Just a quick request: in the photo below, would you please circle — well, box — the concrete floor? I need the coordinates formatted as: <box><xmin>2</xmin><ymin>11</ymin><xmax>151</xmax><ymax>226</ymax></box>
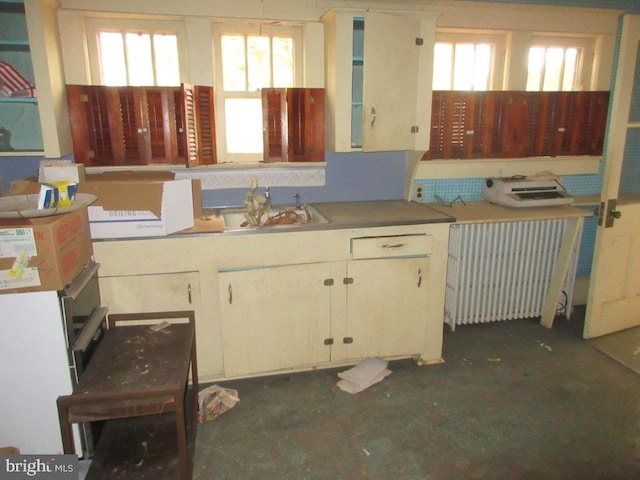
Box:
<box><xmin>192</xmin><ymin>316</ymin><xmax>640</xmax><ymax>480</ymax></box>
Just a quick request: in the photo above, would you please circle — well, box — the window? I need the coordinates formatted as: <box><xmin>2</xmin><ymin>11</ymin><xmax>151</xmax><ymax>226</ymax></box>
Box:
<box><xmin>213</xmin><ymin>23</ymin><xmax>302</xmax><ymax>163</ymax></box>
<box><xmin>525</xmin><ymin>36</ymin><xmax>594</xmax><ymax>91</ymax></box>
<box><xmin>86</xmin><ymin>18</ymin><xmax>186</xmax><ymax>87</ymax></box>
<box><xmin>432</xmin><ymin>31</ymin><xmax>505</xmax><ymax>91</ymax></box>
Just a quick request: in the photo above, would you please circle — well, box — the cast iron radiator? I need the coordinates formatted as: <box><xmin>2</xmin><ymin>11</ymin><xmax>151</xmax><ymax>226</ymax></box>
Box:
<box><xmin>444</xmin><ymin>219</ymin><xmax>581</xmax><ymax>331</ymax></box>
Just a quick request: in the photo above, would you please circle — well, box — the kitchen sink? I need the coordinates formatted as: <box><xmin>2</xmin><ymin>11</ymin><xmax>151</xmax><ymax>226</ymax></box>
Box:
<box><xmin>211</xmin><ymin>204</ymin><xmax>330</xmax><ymax>230</ymax></box>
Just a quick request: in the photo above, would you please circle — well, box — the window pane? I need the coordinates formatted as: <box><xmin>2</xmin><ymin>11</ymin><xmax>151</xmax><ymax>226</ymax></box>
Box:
<box><xmin>473</xmin><ymin>44</ymin><xmax>491</xmax><ymax>90</ymax></box>
<box><xmin>433</xmin><ymin>43</ymin><xmax>453</xmax><ymax>90</ymax></box>
<box><xmin>272</xmin><ymin>36</ymin><xmax>294</xmax><ymax>88</ymax></box>
<box><xmin>453</xmin><ymin>43</ymin><xmax>474</xmax><ymax>90</ymax></box>
<box><xmin>153</xmin><ymin>34</ymin><xmax>180</xmax><ymax>86</ymax></box>
<box><xmin>222</xmin><ymin>35</ymin><xmax>247</xmax><ymax>91</ymax></box>
<box><xmin>527</xmin><ymin>47</ymin><xmax>545</xmax><ymax>91</ymax></box>
<box><xmin>247</xmin><ymin>36</ymin><xmax>271</xmax><ymax>91</ymax></box>
<box><xmin>99</xmin><ymin>31</ymin><xmax>127</xmax><ymax>86</ymax></box>
<box><xmin>125</xmin><ymin>33</ymin><xmax>154</xmax><ymax>85</ymax></box>
<box><xmin>542</xmin><ymin>47</ymin><xmax>564</xmax><ymax>91</ymax></box>
<box><xmin>562</xmin><ymin>48</ymin><xmax>578</xmax><ymax>91</ymax></box>
<box><xmin>225</xmin><ymin>98</ymin><xmax>263</xmax><ymax>153</ymax></box>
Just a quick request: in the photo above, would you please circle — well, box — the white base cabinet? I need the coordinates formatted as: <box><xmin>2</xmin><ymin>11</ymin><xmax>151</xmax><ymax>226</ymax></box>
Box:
<box><xmin>219</xmin><ymin>263</ymin><xmax>333</xmax><ymax>377</ymax></box>
<box><xmin>92</xmin><ymin>223</ymin><xmax>450</xmax><ymax>381</ymax></box>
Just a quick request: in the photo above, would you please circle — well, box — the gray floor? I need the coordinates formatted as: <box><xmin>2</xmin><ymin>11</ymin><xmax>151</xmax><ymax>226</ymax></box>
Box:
<box><xmin>192</xmin><ymin>316</ymin><xmax>640</xmax><ymax>480</ymax></box>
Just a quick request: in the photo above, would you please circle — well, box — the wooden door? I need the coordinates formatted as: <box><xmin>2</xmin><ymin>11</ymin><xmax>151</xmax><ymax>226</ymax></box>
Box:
<box><xmin>193</xmin><ymin>85</ymin><xmax>217</xmax><ymax>165</ymax></box>
<box><xmin>261</xmin><ymin>88</ymin><xmax>325</xmax><ymax>162</ymax></box>
<box><xmin>287</xmin><ymin>88</ymin><xmax>324</xmax><ymax>162</ymax></box>
<box><xmin>584</xmin><ymin>15</ymin><xmax>640</xmax><ymax>338</ymax></box>
<box><xmin>262</xmin><ymin>88</ymin><xmax>287</xmax><ymax>162</ymax></box>
<box><xmin>66</xmin><ymin>85</ymin><xmax>120</xmax><ymax>166</ymax></box>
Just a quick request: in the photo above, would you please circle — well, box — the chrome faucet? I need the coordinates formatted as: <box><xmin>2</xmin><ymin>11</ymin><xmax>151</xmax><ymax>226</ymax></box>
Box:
<box><xmin>294</xmin><ymin>193</ymin><xmax>301</xmax><ymax>210</ymax></box>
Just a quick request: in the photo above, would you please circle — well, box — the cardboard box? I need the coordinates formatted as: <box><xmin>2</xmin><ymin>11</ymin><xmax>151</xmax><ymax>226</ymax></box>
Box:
<box><xmin>0</xmin><ymin>207</ymin><xmax>94</xmax><ymax>293</ymax></box>
<box><xmin>77</xmin><ymin>171</ymin><xmax>195</xmax><ymax>239</ymax></box>
<box><xmin>8</xmin><ymin>171</ymin><xmax>197</xmax><ymax>239</ymax></box>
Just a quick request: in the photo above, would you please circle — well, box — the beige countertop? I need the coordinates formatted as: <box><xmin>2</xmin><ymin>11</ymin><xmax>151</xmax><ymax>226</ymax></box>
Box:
<box><xmin>426</xmin><ymin>201</ymin><xmax>594</xmax><ymax>224</ymax></box>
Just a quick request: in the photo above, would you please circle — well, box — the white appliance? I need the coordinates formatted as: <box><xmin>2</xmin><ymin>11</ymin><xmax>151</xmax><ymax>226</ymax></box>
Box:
<box><xmin>0</xmin><ymin>290</ymin><xmax>75</xmax><ymax>453</ymax></box>
<box><xmin>0</xmin><ymin>262</ymin><xmax>106</xmax><ymax>455</ymax></box>
<box><xmin>483</xmin><ymin>176</ymin><xmax>574</xmax><ymax>208</ymax></box>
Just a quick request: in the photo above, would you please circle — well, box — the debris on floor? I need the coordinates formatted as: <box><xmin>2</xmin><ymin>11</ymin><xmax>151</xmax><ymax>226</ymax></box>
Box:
<box><xmin>198</xmin><ymin>385</ymin><xmax>240</xmax><ymax>423</ymax></box>
<box><xmin>633</xmin><ymin>345</ymin><xmax>640</xmax><ymax>356</ymax></box>
<box><xmin>337</xmin><ymin>357</ymin><xmax>392</xmax><ymax>394</ymax></box>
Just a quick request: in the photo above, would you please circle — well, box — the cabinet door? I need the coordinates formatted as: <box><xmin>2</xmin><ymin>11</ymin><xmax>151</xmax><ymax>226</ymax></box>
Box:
<box><xmin>426</xmin><ymin>91</ymin><xmax>492</xmax><ymax>159</ymax></box>
<box><xmin>345</xmin><ymin>257</ymin><xmax>429</xmax><ymax>359</ymax></box>
<box><xmin>97</xmin><ymin>272</ymin><xmax>216</xmax><ymax>379</ymax></box>
<box><xmin>219</xmin><ymin>263</ymin><xmax>332</xmax><ymax>377</ymax></box>
<box><xmin>66</xmin><ymin>85</ymin><xmax>120</xmax><ymax>165</ymax></box>
<box><xmin>67</xmin><ymin>84</ymin><xmax>217</xmax><ymax>167</ymax></box>
<box><xmin>261</xmin><ymin>88</ymin><xmax>325</xmax><ymax>162</ymax></box>
<box><xmin>192</xmin><ymin>85</ymin><xmax>217</xmax><ymax>165</ymax></box>
<box><xmin>361</xmin><ymin>13</ymin><xmax>421</xmax><ymax>152</ymax></box>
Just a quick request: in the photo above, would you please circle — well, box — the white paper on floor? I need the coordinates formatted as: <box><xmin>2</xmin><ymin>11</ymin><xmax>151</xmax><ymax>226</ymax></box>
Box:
<box><xmin>337</xmin><ymin>357</ymin><xmax>392</xmax><ymax>394</ymax></box>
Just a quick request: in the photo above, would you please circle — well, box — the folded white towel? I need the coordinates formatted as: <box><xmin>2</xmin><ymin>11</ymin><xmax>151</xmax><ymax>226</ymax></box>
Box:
<box><xmin>337</xmin><ymin>357</ymin><xmax>392</xmax><ymax>394</ymax></box>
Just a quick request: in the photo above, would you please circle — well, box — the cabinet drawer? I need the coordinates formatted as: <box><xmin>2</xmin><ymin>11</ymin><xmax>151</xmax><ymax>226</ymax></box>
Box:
<box><xmin>351</xmin><ymin>234</ymin><xmax>432</xmax><ymax>259</ymax></box>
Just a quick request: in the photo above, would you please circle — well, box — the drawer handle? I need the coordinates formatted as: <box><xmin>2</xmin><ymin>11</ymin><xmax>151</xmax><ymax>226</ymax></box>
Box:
<box><xmin>418</xmin><ymin>268</ymin><xmax>422</xmax><ymax>288</ymax></box>
<box><xmin>382</xmin><ymin>243</ymin><xmax>404</xmax><ymax>249</ymax></box>
<box><xmin>228</xmin><ymin>284</ymin><xmax>233</xmax><ymax>304</ymax></box>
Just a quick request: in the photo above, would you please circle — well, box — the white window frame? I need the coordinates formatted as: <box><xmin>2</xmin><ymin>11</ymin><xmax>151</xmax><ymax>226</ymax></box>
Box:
<box><xmin>434</xmin><ymin>29</ymin><xmax>507</xmax><ymax>91</ymax></box>
<box><xmin>212</xmin><ymin>21</ymin><xmax>303</xmax><ymax>164</ymax></box>
<box><xmin>85</xmin><ymin>18</ymin><xmax>188</xmax><ymax>86</ymax></box>
<box><xmin>526</xmin><ymin>34</ymin><xmax>595</xmax><ymax>91</ymax></box>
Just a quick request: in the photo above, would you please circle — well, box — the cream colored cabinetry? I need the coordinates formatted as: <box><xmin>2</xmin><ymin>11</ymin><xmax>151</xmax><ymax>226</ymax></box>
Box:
<box><xmin>92</xmin><ymin>223</ymin><xmax>450</xmax><ymax>381</ymax></box>
<box><xmin>345</xmin><ymin>257</ymin><xmax>429</xmax><ymax>359</ymax></box>
<box><xmin>322</xmin><ymin>8</ymin><xmax>437</xmax><ymax>152</ymax></box>
<box><xmin>219</xmin><ymin>263</ymin><xmax>333</xmax><ymax>377</ymax></box>
<box><xmin>98</xmin><ymin>272</ymin><xmax>212</xmax><ymax>374</ymax></box>
<box><xmin>218</xmin><ymin>231</ymin><xmax>436</xmax><ymax>377</ymax></box>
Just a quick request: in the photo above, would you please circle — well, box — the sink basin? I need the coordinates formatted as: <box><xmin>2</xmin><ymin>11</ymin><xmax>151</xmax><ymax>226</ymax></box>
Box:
<box><xmin>214</xmin><ymin>205</ymin><xmax>330</xmax><ymax>230</ymax></box>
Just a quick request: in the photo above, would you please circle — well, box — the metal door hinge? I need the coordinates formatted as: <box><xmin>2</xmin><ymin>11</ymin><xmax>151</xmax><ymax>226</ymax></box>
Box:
<box><xmin>324</xmin><ymin>279</ymin><xmax>334</xmax><ymax>286</ymax></box>
<box><xmin>411</xmin><ymin>125</ymin><xmax>419</xmax><ymax>134</ymax></box>
<box><xmin>415</xmin><ymin>38</ymin><xmax>423</xmax><ymax>46</ymax></box>
<box><xmin>324</xmin><ymin>338</ymin><xmax>334</xmax><ymax>345</ymax></box>
<box><xmin>598</xmin><ymin>198</ymin><xmax>622</xmax><ymax>228</ymax></box>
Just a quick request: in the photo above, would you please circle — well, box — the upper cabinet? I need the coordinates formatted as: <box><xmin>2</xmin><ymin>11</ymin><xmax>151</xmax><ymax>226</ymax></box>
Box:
<box><xmin>424</xmin><ymin>90</ymin><xmax>609</xmax><ymax>160</ymax></box>
<box><xmin>66</xmin><ymin>84</ymin><xmax>217</xmax><ymax>167</ymax></box>
<box><xmin>322</xmin><ymin>9</ymin><xmax>437</xmax><ymax>153</ymax></box>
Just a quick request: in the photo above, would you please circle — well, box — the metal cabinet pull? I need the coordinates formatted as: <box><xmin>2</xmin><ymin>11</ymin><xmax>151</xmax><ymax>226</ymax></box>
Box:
<box><xmin>228</xmin><ymin>284</ymin><xmax>233</xmax><ymax>304</ymax></box>
<box><xmin>188</xmin><ymin>283</ymin><xmax>192</xmax><ymax>304</ymax></box>
<box><xmin>417</xmin><ymin>268</ymin><xmax>423</xmax><ymax>288</ymax></box>
<box><xmin>370</xmin><ymin>107</ymin><xmax>377</xmax><ymax>127</ymax></box>
<box><xmin>382</xmin><ymin>243</ymin><xmax>404</xmax><ymax>249</ymax></box>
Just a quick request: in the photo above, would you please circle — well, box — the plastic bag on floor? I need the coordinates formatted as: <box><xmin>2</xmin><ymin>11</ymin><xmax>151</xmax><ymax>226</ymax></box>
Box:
<box><xmin>197</xmin><ymin>385</ymin><xmax>240</xmax><ymax>423</ymax></box>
